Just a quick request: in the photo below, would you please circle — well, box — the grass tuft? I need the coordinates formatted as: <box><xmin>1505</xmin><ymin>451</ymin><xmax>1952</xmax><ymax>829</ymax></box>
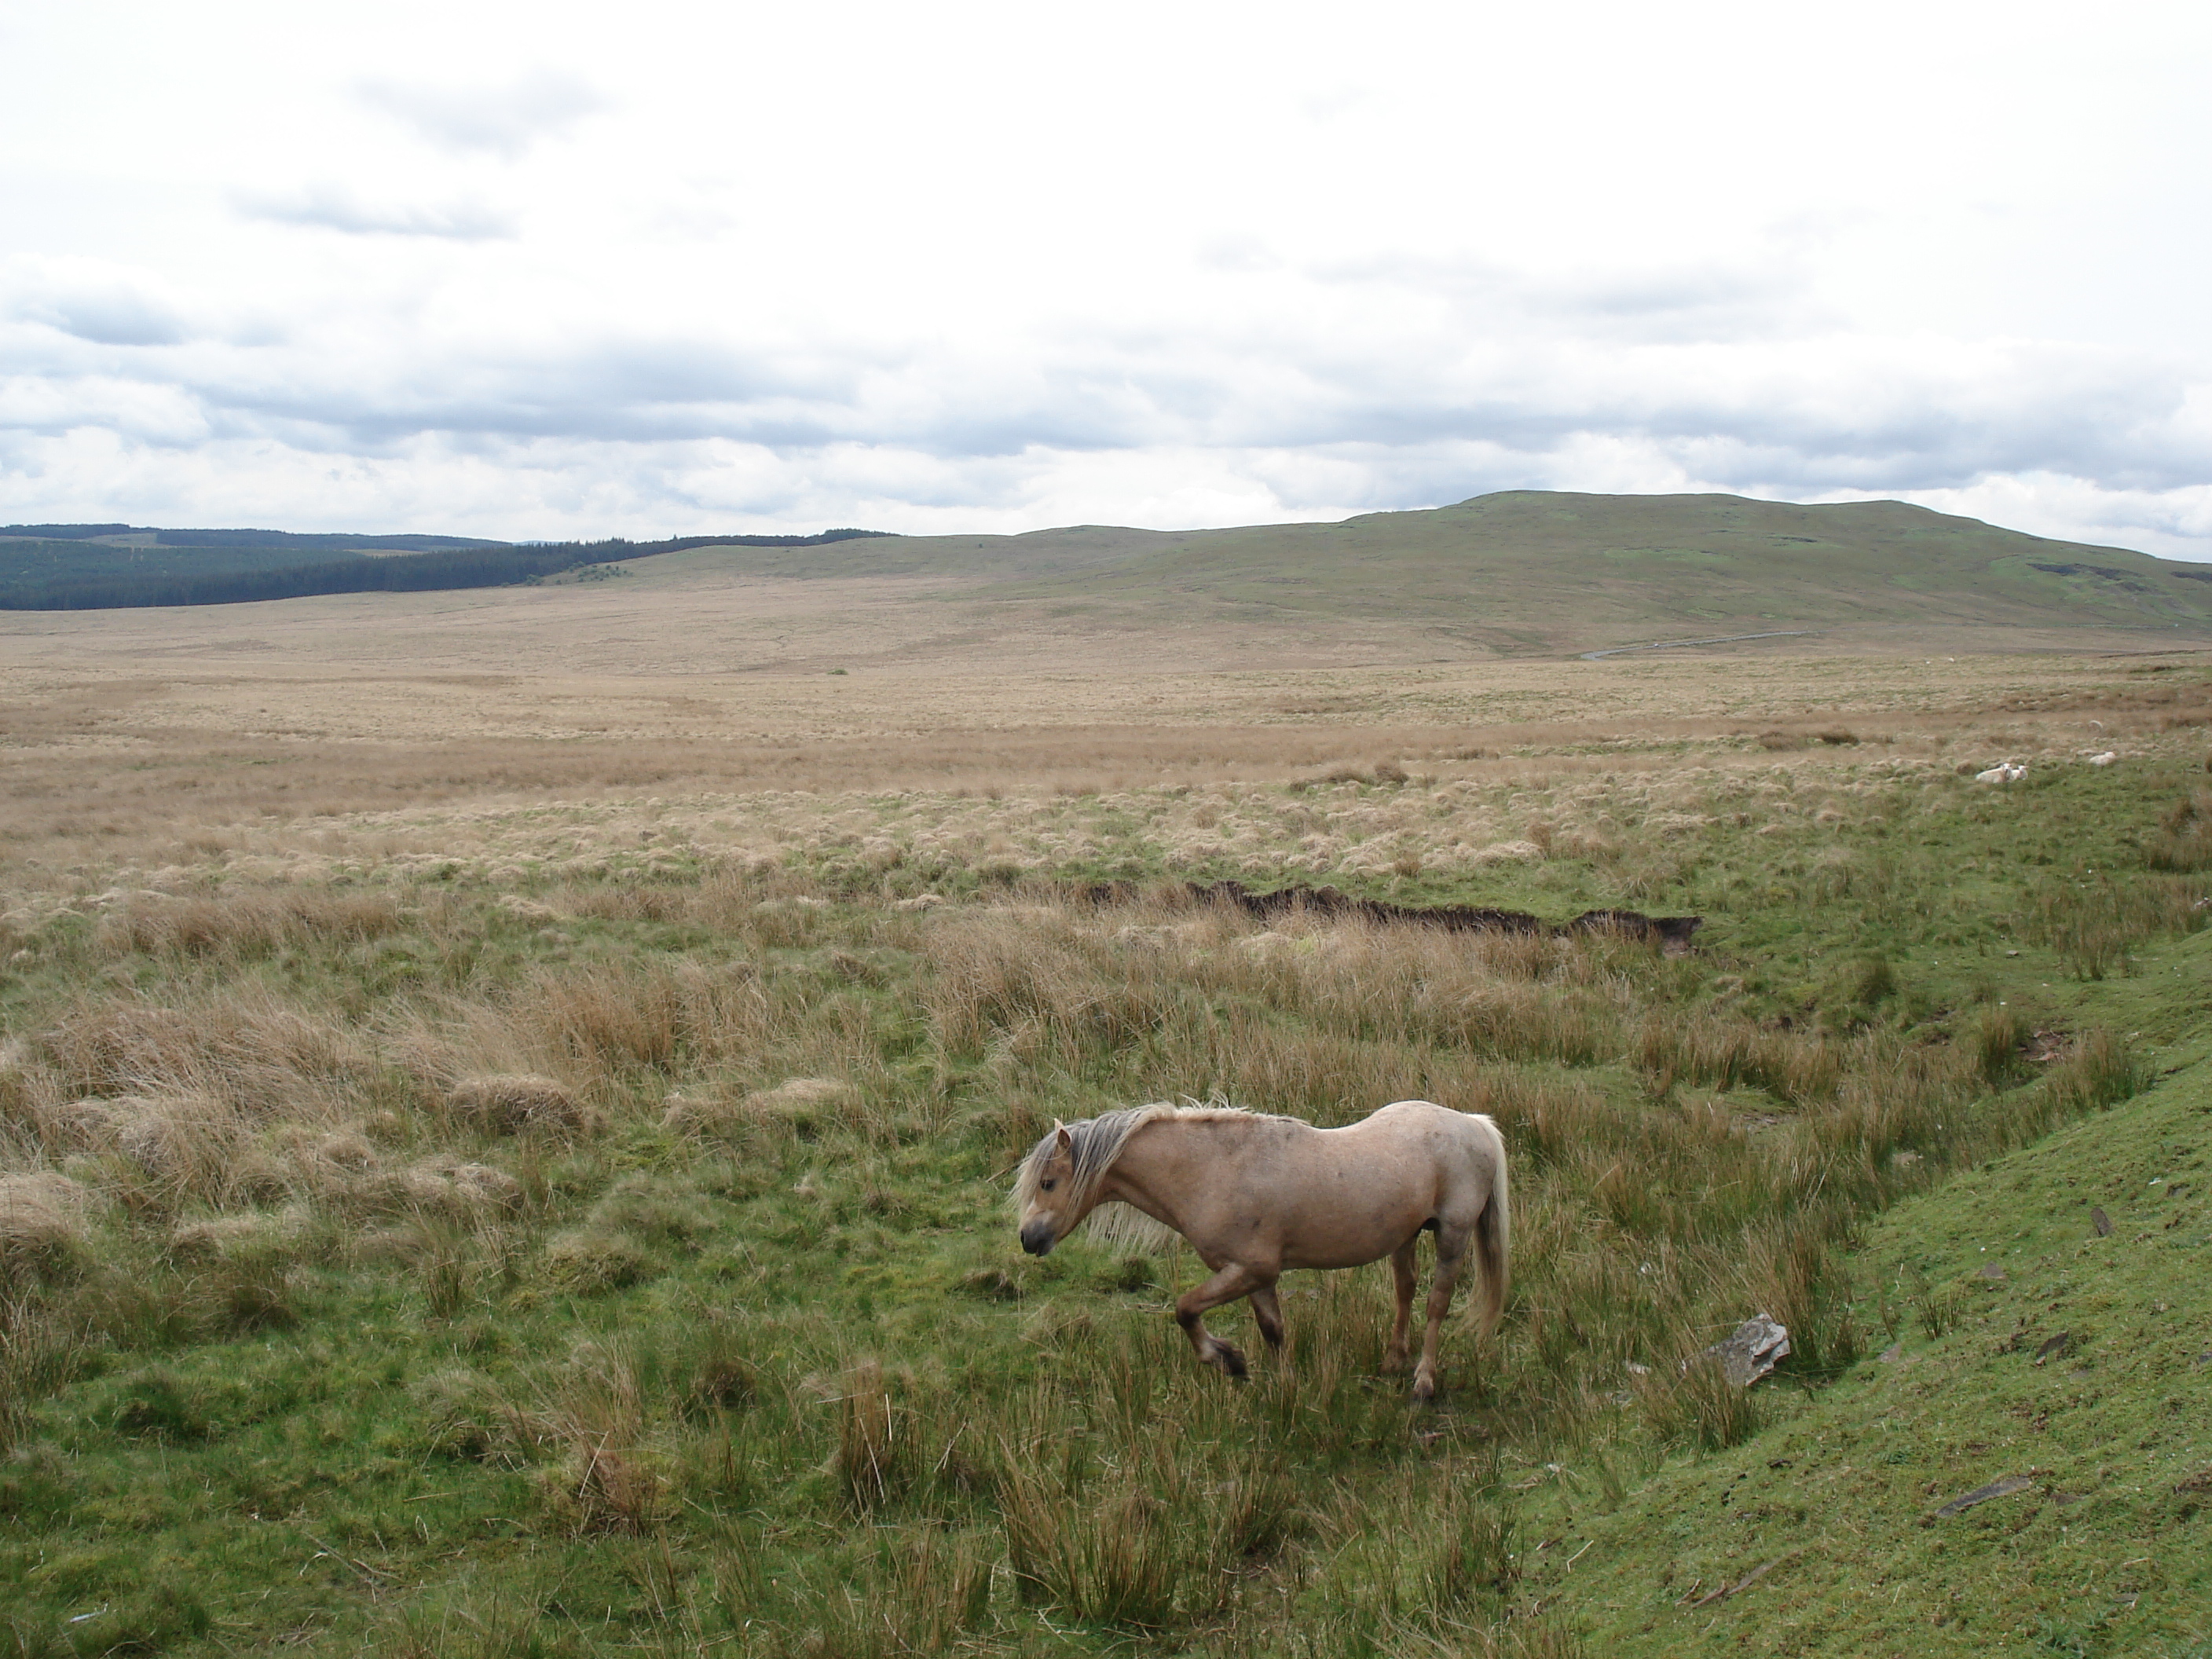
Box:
<box><xmin>1643</xmin><ymin>1355</ymin><xmax>1763</xmax><ymax>1452</ymax></box>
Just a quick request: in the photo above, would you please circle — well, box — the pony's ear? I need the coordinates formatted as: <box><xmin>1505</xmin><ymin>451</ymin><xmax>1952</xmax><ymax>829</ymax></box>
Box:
<box><xmin>1054</xmin><ymin>1123</ymin><xmax>1073</xmax><ymax>1155</ymax></box>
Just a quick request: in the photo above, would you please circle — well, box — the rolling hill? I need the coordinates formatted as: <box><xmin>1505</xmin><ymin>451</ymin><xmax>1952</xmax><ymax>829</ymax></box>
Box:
<box><xmin>8</xmin><ymin>493</ymin><xmax>2210</xmax><ymax>659</ymax></box>
<box><xmin>706</xmin><ymin>492</ymin><xmax>2212</xmax><ymax>655</ymax></box>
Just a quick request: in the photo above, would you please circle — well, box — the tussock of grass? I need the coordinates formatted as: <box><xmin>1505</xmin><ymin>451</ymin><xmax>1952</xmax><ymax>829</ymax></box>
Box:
<box><xmin>409</xmin><ymin>1366</ymin><xmax>526</xmax><ymax>1463</ymax></box>
<box><xmin>0</xmin><ymin>1171</ymin><xmax>93</xmax><ymax>1285</ymax></box>
<box><xmin>445</xmin><ymin>1073</ymin><xmax>591</xmax><ymax>1135</ymax></box>
<box><xmin>541</xmin><ymin>1228</ymin><xmax>656</xmax><ymax>1294</ymax></box>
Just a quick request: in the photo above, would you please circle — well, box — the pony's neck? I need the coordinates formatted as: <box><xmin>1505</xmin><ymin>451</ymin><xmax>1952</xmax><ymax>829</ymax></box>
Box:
<box><xmin>1097</xmin><ymin>1117</ymin><xmax>1189</xmax><ymax>1235</ymax></box>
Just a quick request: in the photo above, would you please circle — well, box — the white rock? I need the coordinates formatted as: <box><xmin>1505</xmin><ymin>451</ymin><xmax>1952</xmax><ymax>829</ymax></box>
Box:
<box><xmin>1695</xmin><ymin>1313</ymin><xmax>1793</xmax><ymax>1387</ymax></box>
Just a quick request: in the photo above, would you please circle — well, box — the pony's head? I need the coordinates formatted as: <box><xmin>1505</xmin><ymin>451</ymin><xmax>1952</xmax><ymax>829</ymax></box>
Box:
<box><xmin>1012</xmin><ymin>1106</ymin><xmax>1165</xmax><ymax>1256</ymax></box>
<box><xmin>1014</xmin><ymin>1123</ymin><xmax>1079</xmax><ymax>1255</ymax></box>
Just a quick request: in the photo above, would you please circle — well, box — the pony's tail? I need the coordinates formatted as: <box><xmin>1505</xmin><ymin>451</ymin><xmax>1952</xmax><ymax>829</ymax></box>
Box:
<box><xmin>1473</xmin><ymin>1120</ymin><xmax>1511</xmax><ymax>1335</ymax></box>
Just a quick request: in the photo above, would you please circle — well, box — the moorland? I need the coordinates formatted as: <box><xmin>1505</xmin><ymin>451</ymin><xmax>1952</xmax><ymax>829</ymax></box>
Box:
<box><xmin>2</xmin><ymin>494</ymin><xmax>2210</xmax><ymax>1657</ymax></box>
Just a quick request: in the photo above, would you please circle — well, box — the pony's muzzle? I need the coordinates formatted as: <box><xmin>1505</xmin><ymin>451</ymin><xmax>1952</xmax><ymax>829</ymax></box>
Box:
<box><xmin>1018</xmin><ymin>1220</ymin><xmax>1056</xmax><ymax>1256</ymax></box>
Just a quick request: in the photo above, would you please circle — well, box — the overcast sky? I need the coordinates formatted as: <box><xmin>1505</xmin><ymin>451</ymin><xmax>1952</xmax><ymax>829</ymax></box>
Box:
<box><xmin>3</xmin><ymin>0</ymin><xmax>2209</xmax><ymax>555</ymax></box>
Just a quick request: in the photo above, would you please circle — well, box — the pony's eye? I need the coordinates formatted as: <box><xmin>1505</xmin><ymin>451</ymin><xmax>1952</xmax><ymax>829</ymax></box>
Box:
<box><xmin>1041</xmin><ymin>1179</ymin><xmax>1057</xmax><ymax>1192</ymax></box>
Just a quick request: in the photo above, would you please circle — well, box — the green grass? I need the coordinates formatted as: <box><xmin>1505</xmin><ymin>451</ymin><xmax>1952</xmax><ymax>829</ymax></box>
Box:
<box><xmin>1525</xmin><ymin>942</ymin><xmax>2212</xmax><ymax>1655</ymax></box>
<box><xmin>3</xmin><ymin>748</ymin><xmax>2210</xmax><ymax>1654</ymax></box>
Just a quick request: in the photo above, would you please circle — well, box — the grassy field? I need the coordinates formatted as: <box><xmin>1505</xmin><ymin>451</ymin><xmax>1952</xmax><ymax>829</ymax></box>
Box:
<box><xmin>3</xmin><ymin>626</ymin><xmax>2210</xmax><ymax>1656</ymax></box>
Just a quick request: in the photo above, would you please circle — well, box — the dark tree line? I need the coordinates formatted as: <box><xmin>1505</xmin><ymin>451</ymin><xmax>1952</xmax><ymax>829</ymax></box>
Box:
<box><xmin>0</xmin><ymin>528</ymin><xmax>891</xmax><ymax>610</ymax></box>
<box><xmin>148</xmin><ymin>529</ymin><xmax>505</xmax><ymax>551</ymax></box>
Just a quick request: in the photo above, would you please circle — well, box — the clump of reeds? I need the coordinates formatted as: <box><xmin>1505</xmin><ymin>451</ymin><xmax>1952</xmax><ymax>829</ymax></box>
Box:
<box><xmin>2029</xmin><ymin>868</ymin><xmax>2210</xmax><ymax>979</ymax></box>
<box><xmin>409</xmin><ymin>1368</ymin><xmax>529</xmax><ymax>1463</ymax></box>
<box><xmin>834</xmin><ymin>1359</ymin><xmax>915</xmax><ymax>1514</ymax></box>
<box><xmin>526</xmin><ymin>1340</ymin><xmax>669</xmax><ymax>1536</ymax></box>
<box><xmin>2147</xmin><ymin>788</ymin><xmax>2212</xmax><ymax>871</ymax></box>
<box><xmin>1303</xmin><ymin>1466</ymin><xmax>1516</xmax><ymax>1632</ymax></box>
<box><xmin>1966</xmin><ymin>1003</ymin><xmax>2034</xmax><ymax>1088</ymax></box>
<box><xmin>93</xmin><ymin>891</ymin><xmax>404</xmax><ymax>962</ymax></box>
<box><xmin>0</xmin><ymin>1298</ymin><xmax>91</xmax><ymax>1452</ymax></box>
<box><xmin>1634</xmin><ymin>1012</ymin><xmax>1840</xmax><ymax>1103</ymax></box>
<box><xmin>1641</xmin><ymin>1354</ymin><xmax>1763</xmax><ymax>1452</ymax></box>
<box><xmin>998</xmin><ymin>1419</ymin><xmax>1295</xmax><ymax>1627</ymax></box>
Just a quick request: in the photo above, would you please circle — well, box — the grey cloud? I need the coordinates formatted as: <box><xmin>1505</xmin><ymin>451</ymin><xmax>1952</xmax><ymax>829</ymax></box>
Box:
<box><xmin>211</xmin><ymin>346</ymin><xmax>2184</xmax><ymax>496</ymax></box>
<box><xmin>8</xmin><ymin>289</ymin><xmax>2207</xmax><ymax>536</ymax></box>
<box><xmin>357</xmin><ymin>72</ymin><xmax>608</xmax><ymax>159</ymax></box>
<box><xmin>1057</xmin><ymin>327</ymin><xmax>2199</xmax><ymax>494</ymax></box>
<box><xmin>14</xmin><ymin>287</ymin><xmax>189</xmax><ymax>347</ymax></box>
<box><xmin>10</xmin><ymin>277</ymin><xmax>190</xmax><ymax>349</ymax></box>
<box><xmin>155</xmin><ymin>335</ymin><xmax>869</xmax><ymax>453</ymax></box>
<box><xmin>238</xmin><ymin>185</ymin><xmax>515</xmax><ymax>240</ymax></box>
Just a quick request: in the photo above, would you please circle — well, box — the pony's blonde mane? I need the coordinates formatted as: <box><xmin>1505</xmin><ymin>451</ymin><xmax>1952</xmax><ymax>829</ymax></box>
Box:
<box><xmin>1013</xmin><ymin>1102</ymin><xmax>1295</xmax><ymax>1252</ymax></box>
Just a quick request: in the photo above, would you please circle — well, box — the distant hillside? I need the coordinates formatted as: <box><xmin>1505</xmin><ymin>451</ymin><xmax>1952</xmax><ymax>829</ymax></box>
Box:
<box><xmin>8</xmin><ymin>496</ymin><xmax>2210</xmax><ymax>649</ymax></box>
<box><xmin>0</xmin><ymin>526</ymin><xmax>889</xmax><ymax>610</ymax></box>
<box><xmin>700</xmin><ymin>492</ymin><xmax>2208</xmax><ymax>654</ymax></box>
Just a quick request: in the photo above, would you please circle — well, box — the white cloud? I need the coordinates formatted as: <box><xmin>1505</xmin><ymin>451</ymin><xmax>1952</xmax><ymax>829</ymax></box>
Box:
<box><xmin>236</xmin><ymin>185</ymin><xmax>516</xmax><ymax>240</ymax></box>
<box><xmin>356</xmin><ymin>71</ymin><xmax>608</xmax><ymax>159</ymax></box>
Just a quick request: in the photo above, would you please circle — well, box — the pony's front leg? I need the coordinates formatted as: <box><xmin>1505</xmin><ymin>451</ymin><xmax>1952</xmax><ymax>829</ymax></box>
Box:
<box><xmin>1175</xmin><ymin>1262</ymin><xmax>1269</xmax><ymax>1380</ymax></box>
<box><xmin>1383</xmin><ymin>1239</ymin><xmax>1419</xmax><ymax>1372</ymax></box>
<box><xmin>1412</xmin><ymin>1228</ymin><xmax>1470</xmax><ymax>1402</ymax></box>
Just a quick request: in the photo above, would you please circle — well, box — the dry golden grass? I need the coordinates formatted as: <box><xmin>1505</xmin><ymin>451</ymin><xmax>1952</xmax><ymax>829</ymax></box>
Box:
<box><xmin>445</xmin><ymin>1074</ymin><xmax>591</xmax><ymax>1135</ymax></box>
<box><xmin>3</xmin><ymin>619</ymin><xmax>2207</xmax><ymax>909</ymax></box>
<box><xmin>0</xmin><ymin>1170</ymin><xmax>93</xmax><ymax>1275</ymax></box>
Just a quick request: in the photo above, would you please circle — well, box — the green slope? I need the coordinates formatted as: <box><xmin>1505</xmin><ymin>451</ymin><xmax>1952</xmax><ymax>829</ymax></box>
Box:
<box><xmin>1524</xmin><ymin>925</ymin><xmax>2212</xmax><ymax>1656</ymax></box>
<box><xmin>673</xmin><ymin>493</ymin><xmax>2212</xmax><ymax>652</ymax></box>
<box><xmin>977</xmin><ymin>493</ymin><xmax>2212</xmax><ymax>646</ymax></box>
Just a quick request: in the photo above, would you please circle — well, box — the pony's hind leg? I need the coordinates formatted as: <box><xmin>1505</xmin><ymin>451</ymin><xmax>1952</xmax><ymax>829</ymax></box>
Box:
<box><xmin>1412</xmin><ymin>1225</ymin><xmax>1472</xmax><ymax>1403</ymax></box>
<box><xmin>1175</xmin><ymin>1262</ymin><xmax>1269</xmax><ymax>1380</ymax></box>
<box><xmin>1251</xmin><ymin>1284</ymin><xmax>1288</xmax><ymax>1365</ymax></box>
<box><xmin>1384</xmin><ymin>1238</ymin><xmax>1419</xmax><ymax>1372</ymax></box>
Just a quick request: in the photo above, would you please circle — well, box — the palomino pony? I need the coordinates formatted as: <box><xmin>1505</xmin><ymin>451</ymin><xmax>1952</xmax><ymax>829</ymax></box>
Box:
<box><xmin>1013</xmin><ymin>1100</ymin><xmax>1508</xmax><ymax>1401</ymax></box>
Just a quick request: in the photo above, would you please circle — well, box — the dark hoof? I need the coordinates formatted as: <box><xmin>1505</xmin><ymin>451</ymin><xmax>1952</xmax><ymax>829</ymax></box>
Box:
<box><xmin>1213</xmin><ymin>1345</ymin><xmax>1249</xmax><ymax>1380</ymax></box>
